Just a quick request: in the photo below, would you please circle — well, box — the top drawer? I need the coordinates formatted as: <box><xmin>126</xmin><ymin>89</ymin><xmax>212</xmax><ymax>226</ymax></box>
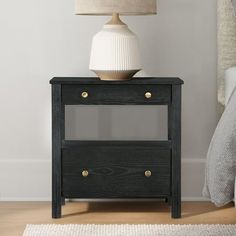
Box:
<box><xmin>62</xmin><ymin>84</ymin><xmax>171</xmax><ymax>105</ymax></box>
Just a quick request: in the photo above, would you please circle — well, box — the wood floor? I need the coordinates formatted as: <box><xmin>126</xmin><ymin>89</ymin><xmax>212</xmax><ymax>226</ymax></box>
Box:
<box><xmin>1</xmin><ymin>201</ymin><xmax>236</xmax><ymax>236</ymax></box>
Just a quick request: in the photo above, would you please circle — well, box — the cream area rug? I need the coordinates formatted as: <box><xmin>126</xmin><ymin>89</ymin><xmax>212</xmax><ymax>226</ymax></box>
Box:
<box><xmin>23</xmin><ymin>224</ymin><xmax>236</xmax><ymax>236</ymax></box>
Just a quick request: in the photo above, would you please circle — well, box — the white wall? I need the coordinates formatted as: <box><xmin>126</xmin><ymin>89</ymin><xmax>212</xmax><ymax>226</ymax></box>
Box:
<box><xmin>0</xmin><ymin>0</ymin><xmax>217</xmax><ymax>200</ymax></box>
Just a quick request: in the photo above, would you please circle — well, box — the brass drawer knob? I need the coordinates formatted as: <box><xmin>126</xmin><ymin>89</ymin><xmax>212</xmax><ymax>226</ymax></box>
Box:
<box><xmin>145</xmin><ymin>92</ymin><xmax>152</xmax><ymax>99</ymax></box>
<box><xmin>82</xmin><ymin>170</ymin><xmax>89</xmax><ymax>177</ymax></box>
<box><xmin>81</xmin><ymin>91</ymin><xmax>89</xmax><ymax>98</ymax></box>
<box><xmin>145</xmin><ymin>170</ymin><xmax>152</xmax><ymax>178</ymax></box>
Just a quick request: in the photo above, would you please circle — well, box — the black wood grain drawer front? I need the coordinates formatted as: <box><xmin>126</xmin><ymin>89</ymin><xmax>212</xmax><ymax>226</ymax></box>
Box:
<box><xmin>62</xmin><ymin>143</ymin><xmax>171</xmax><ymax>198</ymax></box>
<box><xmin>62</xmin><ymin>84</ymin><xmax>171</xmax><ymax>105</ymax></box>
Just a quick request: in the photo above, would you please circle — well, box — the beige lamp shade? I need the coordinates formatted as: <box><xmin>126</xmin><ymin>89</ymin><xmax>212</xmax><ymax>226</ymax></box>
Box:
<box><xmin>75</xmin><ymin>0</ymin><xmax>157</xmax><ymax>15</ymax></box>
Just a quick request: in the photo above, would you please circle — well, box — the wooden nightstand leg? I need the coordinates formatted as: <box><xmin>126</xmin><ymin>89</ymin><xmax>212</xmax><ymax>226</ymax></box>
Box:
<box><xmin>52</xmin><ymin>84</ymin><xmax>63</xmax><ymax>219</ymax></box>
<box><xmin>52</xmin><ymin>156</ymin><xmax>62</xmax><ymax>218</ymax></box>
<box><xmin>169</xmin><ymin>85</ymin><xmax>182</xmax><ymax>219</ymax></box>
<box><xmin>171</xmin><ymin>196</ymin><xmax>181</xmax><ymax>218</ymax></box>
<box><xmin>52</xmin><ymin>202</ymin><xmax>61</xmax><ymax>218</ymax></box>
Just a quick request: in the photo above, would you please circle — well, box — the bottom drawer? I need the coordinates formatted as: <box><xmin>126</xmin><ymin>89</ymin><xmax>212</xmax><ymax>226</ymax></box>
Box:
<box><xmin>62</xmin><ymin>144</ymin><xmax>171</xmax><ymax>198</ymax></box>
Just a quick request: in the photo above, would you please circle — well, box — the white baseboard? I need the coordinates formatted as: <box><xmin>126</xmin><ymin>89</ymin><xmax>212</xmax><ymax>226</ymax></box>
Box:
<box><xmin>182</xmin><ymin>197</ymin><xmax>209</xmax><ymax>201</ymax></box>
<box><xmin>0</xmin><ymin>158</ymin><xmax>207</xmax><ymax>201</ymax></box>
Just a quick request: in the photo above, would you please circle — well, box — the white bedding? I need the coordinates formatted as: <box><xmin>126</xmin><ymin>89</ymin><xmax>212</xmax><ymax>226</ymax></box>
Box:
<box><xmin>203</xmin><ymin>87</ymin><xmax>236</xmax><ymax>206</ymax></box>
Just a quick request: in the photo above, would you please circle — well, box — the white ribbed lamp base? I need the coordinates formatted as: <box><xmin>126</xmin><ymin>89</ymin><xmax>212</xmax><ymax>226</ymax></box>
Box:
<box><xmin>89</xmin><ymin>15</ymin><xmax>141</xmax><ymax>81</ymax></box>
<box><xmin>93</xmin><ymin>70</ymin><xmax>140</xmax><ymax>81</ymax></box>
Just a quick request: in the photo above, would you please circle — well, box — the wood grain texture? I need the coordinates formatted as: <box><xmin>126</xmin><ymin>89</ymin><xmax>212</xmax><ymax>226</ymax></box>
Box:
<box><xmin>50</xmin><ymin>77</ymin><xmax>184</xmax><ymax>85</ymax></box>
<box><xmin>52</xmin><ymin>84</ymin><xmax>64</xmax><ymax>218</ymax></box>
<box><xmin>62</xmin><ymin>140</ymin><xmax>172</xmax><ymax>149</ymax></box>
<box><xmin>62</xmin><ymin>84</ymin><xmax>171</xmax><ymax>105</ymax></box>
<box><xmin>50</xmin><ymin>77</ymin><xmax>183</xmax><ymax>219</ymax></box>
<box><xmin>169</xmin><ymin>85</ymin><xmax>182</xmax><ymax>218</ymax></box>
<box><xmin>62</xmin><ymin>144</ymin><xmax>171</xmax><ymax>198</ymax></box>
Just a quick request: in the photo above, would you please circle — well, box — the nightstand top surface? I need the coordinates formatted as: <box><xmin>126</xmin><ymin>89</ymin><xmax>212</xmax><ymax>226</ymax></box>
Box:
<box><xmin>50</xmin><ymin>77</ymin><xmax>184</xmax><ymax>85</ymax></box>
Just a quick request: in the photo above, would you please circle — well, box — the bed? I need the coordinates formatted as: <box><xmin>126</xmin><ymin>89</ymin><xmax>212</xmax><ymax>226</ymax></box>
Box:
<box><xmin>203</xmin><ymin>67</ymin><xmax>236</xmax><ymax>206</ymax></box>
<box><xmin>204</xmin><ymin>0</ymin><xmax>236</xmax><ymax>207</ymax></box>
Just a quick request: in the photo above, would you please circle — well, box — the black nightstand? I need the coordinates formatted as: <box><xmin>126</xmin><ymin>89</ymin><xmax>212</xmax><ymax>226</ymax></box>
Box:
<box><xmin>50</xmin><ymin>77</ymin><xmax>183</xmax><ymax>219</ymax></box>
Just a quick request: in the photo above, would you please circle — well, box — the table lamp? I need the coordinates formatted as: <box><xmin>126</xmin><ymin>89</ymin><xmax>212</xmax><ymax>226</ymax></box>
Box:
<box><xmin>75</xmin><ymin>0</ymin><xmax>157</xmax><ymax>81</ymax></box>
